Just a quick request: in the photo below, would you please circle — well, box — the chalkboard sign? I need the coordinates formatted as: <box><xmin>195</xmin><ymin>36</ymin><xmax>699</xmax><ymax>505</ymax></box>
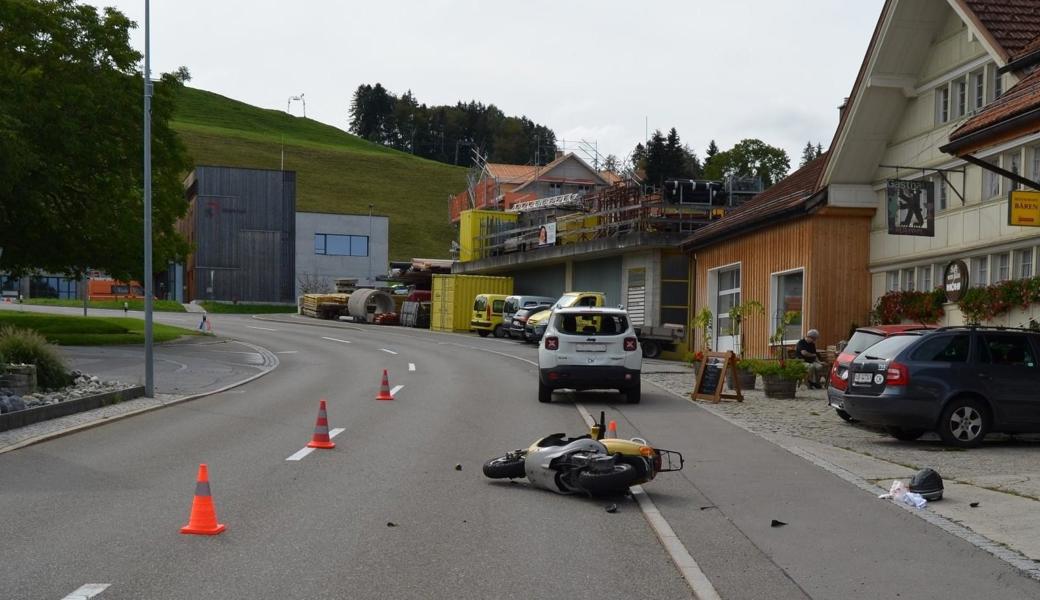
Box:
<box><xmin>692</xmin><ymin>351</ymin><xmax>743</xmax><ymax>403</ymax></box>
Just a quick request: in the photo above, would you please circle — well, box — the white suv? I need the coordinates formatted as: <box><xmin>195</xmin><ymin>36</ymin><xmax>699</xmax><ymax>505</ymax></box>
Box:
<box><xmin>537</xmin><ymin>307</ymin><xmax>642</xmax><ymax>403</ymax></box>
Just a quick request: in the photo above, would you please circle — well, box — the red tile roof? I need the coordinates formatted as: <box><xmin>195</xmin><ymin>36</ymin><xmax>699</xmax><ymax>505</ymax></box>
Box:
<box><xmin>963</xmin><ymin>0</ymin><xmax>1040</xmax><ymax>58</ymax></box>
<box><xmin>680</xmin><ymin>153</ymin><xmax>830</xmax><ymax>250</ymax></box>
<box><xmin>485</xmin><ymin>163</ymin><xmax>540</xmax><ymax>183</ymax></box>
<box><xmin>948</xmin><ymin>66</ymin><xmax>1040</xmax><ymax>143</ymax></box>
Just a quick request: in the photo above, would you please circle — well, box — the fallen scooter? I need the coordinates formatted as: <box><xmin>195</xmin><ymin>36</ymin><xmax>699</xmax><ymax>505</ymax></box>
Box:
<box><xmin>483</xmin><ymin>412</ymin><xmax>683</xmax><ymax>495</ymax></box>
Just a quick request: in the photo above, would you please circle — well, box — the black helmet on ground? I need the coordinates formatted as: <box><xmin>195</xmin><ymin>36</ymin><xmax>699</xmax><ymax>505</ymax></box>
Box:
<box><xmin>909</xmin><ymin>467</ymin><xmax>943</xmax><ymax>501</ymax></box>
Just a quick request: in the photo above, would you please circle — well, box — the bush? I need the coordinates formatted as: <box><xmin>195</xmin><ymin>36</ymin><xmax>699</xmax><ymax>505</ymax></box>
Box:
<box><xmin>744</xmin><ymin>358</ymin><xmax>808</xmax><ymax>380</ymax></box>
<box><xmin>0</xmin><ymin>325</ymin><xmax>71</xmax><ymax>389</ymax></box>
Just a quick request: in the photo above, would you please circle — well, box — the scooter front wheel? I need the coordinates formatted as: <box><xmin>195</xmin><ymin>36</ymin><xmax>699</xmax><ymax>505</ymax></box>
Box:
<box><xmin>577</xmin><ymin>463</ymin><xmax>638</xmax><ymax>494</ymax></box>
<box><xmin>483</xmin><ymin>455</ymin><xmax>526</xmax><ymax>479</ymax></box>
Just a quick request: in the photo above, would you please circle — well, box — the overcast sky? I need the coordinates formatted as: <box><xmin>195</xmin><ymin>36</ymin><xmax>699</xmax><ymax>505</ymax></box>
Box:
<box><xmin>86</xmin><ymin>0</ymin><xmax>885</xmax><ymax>168</ymax></box>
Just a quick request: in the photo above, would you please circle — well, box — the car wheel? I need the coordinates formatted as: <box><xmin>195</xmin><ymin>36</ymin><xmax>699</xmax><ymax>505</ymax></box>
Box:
<box><xmin>477</xmin><ymin>330</ymin><xmax>490</xmax><ymax>338</ymax></box>
<box><xmin>937</xmin><ymin>397</ymin><xmax>989</xmax><ymax>448</ymax></box>
<box><xmin>492</xmin><ymin>325</ymin><xmax>505</xmax><ymax>338</ymax></box>
<box><xmin>538</xmin><ymin>380</ymin><xmax>552</xmax><ymax>403</ymax></box>
<box><xmin>835</xmin><ymin>409</ymin><xmax>855</xmax><ymax>423</ymax></box>
<box><xmin>641</xmin><ymin>340</ymin><xmax>660</xmax><ymax>359</ymax></box>
<box><xmin>885</xmin><ymin>426</ymin><xmax>925</xmax><ymax>441</ymax></box>
<box><xmin>625</xmin><ymin>381</ymin><xmax>641</xmax><ymax>404</ymax></box>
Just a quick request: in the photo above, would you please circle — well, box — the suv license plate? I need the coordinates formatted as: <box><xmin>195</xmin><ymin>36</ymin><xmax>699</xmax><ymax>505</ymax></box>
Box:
<box><xmin>576</xmin><ymin>343</ymin><xmax>606</xmax><ymax>352</ymax></box>
<box><xmin>853</xmin><ymin>372</ymin><xmax>873</xmax><ymax>384</ymax></box>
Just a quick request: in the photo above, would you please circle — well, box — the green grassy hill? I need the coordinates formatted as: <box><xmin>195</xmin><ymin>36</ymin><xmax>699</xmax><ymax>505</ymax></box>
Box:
<box><xmin>171</xmin><ymin>87</ymin><xmax>466</xmax><ymax>260</ymax></box>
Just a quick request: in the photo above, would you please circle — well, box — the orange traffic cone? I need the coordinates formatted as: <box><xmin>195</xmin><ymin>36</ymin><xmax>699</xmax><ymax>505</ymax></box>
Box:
<box><xmin>307</xmin><ymin>399</ymin><xmax>336</xmax><ymax>449</ymax></box>
<box><xmin>180</xmin><ymin>464</ymin><xmax>226</xmax><ymax>535</ymax></box>
<box><xmin>606</xmin><ymin>420</ymin><xmax>618</xmax><ymax>439</ymax></box>
<box><xmin>376</xmin><ymin>369</ymin><xmax>394</xmax><ymax>401</ymax></box>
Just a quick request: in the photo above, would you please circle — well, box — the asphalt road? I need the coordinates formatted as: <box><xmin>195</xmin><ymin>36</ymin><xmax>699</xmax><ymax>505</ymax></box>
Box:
<box><xmin>2</xmin><ymin>309</ymin><xmax>1040</xmax><ymax>599</ymax></box>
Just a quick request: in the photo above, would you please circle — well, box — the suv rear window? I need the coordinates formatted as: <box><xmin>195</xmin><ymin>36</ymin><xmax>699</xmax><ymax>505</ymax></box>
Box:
<box><xmin>473</xmin><ymin>297</ymin><xmax>487</xmax><ymax>311</ymax></box>
<box><xmin>554</xmin><ymin>313</ymin><xmax>628</xmax><ymax>336</ymax></box>
<box><xmin>503</xmin><ymin>298</ymin><xmax>519</xmax><ymax>314</ymax></box>
<box><xmin>854</xmin><ymin>334</ymin><xmax>920</xmax><ymax>361</ymax></box>
<box><xmin>845</xmin><ymin>331</ymin><xmax>885</xmax><ymax>354</ymax></box>
<box><xmin>909</xmin><ymin>334</ymin><xmax>970</xmax><ymax>363</ymax></box>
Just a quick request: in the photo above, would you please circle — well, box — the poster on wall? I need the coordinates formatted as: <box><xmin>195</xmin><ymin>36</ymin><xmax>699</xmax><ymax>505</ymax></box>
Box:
<box><xmin>538</xmin><ymin>222</ymin><xmax>557</xmax><ymax>246</ymax></box>
<box><xmin>886</xmin><ymin>179</ymin><xmax>935</xmax><ymax>237</ymax></box>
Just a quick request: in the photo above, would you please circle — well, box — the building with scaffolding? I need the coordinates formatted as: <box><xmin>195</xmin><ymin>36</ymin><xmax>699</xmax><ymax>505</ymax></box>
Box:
<box><xmin>450</xmin><ymin>148</ymin><xmax>762</xmax><ymax>360</ymax></box>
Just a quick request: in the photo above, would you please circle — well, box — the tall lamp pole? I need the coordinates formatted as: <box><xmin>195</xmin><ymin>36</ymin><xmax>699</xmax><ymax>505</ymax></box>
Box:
<box><xmin>367</xmin><ymin>204</ymin><xmax>373</xmax><ymax>285</ymax></box>
<box><xmin>143</xmin><ymin>0</ymin><xmax>154</xmax><ymax>397</ymax></box>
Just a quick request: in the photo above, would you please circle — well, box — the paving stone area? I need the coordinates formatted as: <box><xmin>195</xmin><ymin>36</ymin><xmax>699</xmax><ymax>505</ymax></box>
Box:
<box><xmin>644</xmin><ymin>367</ymin><xmax>1040</xmax><ymax>501</ymax></box>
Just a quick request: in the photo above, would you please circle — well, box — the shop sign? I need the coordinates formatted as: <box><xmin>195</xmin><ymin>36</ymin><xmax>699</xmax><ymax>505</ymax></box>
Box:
<box><xmin>886</xmin><ymin>179</ymin><xmax>935</xmax><ymax>237</ymax></box>
<box><xmin>1008</xmin><ymin>190</ymin><xmax>1040</xmax><ymax>227</ymax></box>
<box><xmin>943</xmin><ymin>260</ymin><xmax>969</xmax><ymax>303</ymax></box>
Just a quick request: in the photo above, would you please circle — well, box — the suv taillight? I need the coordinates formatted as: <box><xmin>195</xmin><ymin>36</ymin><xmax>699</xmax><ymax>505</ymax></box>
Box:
<box><xmin>544</xmin><ymin>336</ymin><xmax>559</xmax><ymax>351</ymax></box>
<box><xmin>886</xmin><ymin>362</ymin><xmax>909</xmax><ymax>386</ymax></box>
<box><xmin>830</xmin><ymin>361</ymin><xmax>846</xmax><ymax>390</ymax></box>
<box><xmin>623</xmin><ymin>337</ymin><xmax>638</xmax><ymax>352</ymax></box>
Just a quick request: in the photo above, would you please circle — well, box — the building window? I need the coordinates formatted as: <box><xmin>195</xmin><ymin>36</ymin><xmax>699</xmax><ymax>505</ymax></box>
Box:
<box><xmin>993</xmin><ymin>69</ymin><xmax>1004</xmax><ymax>99</ymax></box>
<box><xmin>971</xmin><ymin>256</ymin><xmax>989</xmax><ymax>287</ymax></box>
<box><xmin>771</xmin><ymin>269</ymin><xmax>803</xmax><ymax>343</ymax></box>
<box><xmin>715</xmin><ymin>266</ymin><xmax>741</xmax><ymax>344</ymax></box>
<box><xmin>1032</xmin><ymin>148</ymin><xmax>1040</xmax><ymax>184</ymax></box>
<box><xmin>936</xmin><ymin>176</ymin><xmax>948</xmax><ymax>210</ymax></box>
<box><xmin>548</xmin><ymin>182</ymin><xmax>563</xmax><ymax>195</ymax></box>
<box><xmin>886</xmin><ymin>271</ymin><xmax>900</xmax><ymax>291</ymax></box>
<box><xmin>956</xmin><ymin>80</ymin><xmax>967</xmax><ymax>117</ymax></box>
<box><xmin>1006</xmin><ymin>151</ymin><xmax>1022</xmax><ymax>191</ymax></box>
<box><xmin>972</xmin><ymin>70</ymin><xmax>985</xmax><ymax>111</ymax></box>
<box><xmin>995</xmin><ymin>253</ymin><xmax>1010</xmax><ymax>282</ymax></box>
<box><xmin>315</xmin><ymin>233</ymin><xmax>369</xmax><ymax>257</ymax></box>
<box><xmin>901</xmin><ymin>268</ymin><xmax>915</xmax><ymax>291</ymax></box>
<box><xmin>918</xmin><ymin>265</ymin><xmax>933</xmax><ymax>291</ymax></box>
<box><xmin>29</xmin><ymin>276</ymin><xmax>78</xmax><ymax>300</ymax></box>
<box><xmin>983</xmin><ymin>157</ymin><xmax>1001</xmax><ymax>199</ymax></box>
<box><xmin>936</xmin><ymin>85</ymin><xmax>950</xmax><ymax>124</ymax></box>
<box><xmin>576</xmin><ymin>184</ymin><xmax>592</xmax><ymax>194</ymax></box>
<box><xmin>1016</xmin><ymin>248</ymin><xmax>1034</xmax><ymax>279</ymax></box>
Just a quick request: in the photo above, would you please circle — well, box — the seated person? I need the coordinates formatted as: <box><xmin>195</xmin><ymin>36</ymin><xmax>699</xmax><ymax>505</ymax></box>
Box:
<box><xmin>795</xmin><ymin>329</ymin><xmax>826</xmax><ymax>389</ymax></box>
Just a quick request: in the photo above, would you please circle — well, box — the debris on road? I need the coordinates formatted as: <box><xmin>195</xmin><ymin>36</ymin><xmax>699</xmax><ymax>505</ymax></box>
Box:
<box><xmin>970</xmin><ymin>502</ymin><xmax>980</xmax><ymax>508</ymax></box>
<box><xmin>770</xmin><ymin>519</ymin><xmax>787</xmax><ymax>527</ymax></box>
<box><xmin>386</xmin><ymin>521</ymin><xmax>397</xmax><ymax>528</ymax></box>
<box><xmin>454</xmin><ymin>463</ymin><xmax>462</xmax><ymax>471</ymax></box>
<box><xmin>605</xmin><ymin>504</ymin><xmax>618</xmax><ymax>513</ymax></box>
<box><xmin>879</xmin><ymin>480</ymin><xmax>927</xmax><ymax>508</ymax></box>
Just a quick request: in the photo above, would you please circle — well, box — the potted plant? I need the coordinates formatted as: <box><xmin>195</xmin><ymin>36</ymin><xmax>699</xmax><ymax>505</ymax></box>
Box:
<box><xmin>685</xmin><ymin>350</ymin><xmax>705</xmax><ymax>375</ymax></box>
<box><xmin>692</xmin><ymin>307</ymin><xmax>713</xmax><ymax>353</ymax></box>
<box><xmin>726</xmin><ymin>300</ymin><xmax>765</xmax><ymax>390</ymax></box>
<box><xmin>745</xmin><ymin>358</ymin><xmax>809</xmax><ymax>399</ymax></box>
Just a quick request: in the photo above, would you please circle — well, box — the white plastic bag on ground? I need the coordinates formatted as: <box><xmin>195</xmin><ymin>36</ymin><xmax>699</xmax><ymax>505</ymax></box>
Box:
<box><xmin>878</xmin><ymin>479</ymin><xmax>927</xmax><ymax>508</ymax></box>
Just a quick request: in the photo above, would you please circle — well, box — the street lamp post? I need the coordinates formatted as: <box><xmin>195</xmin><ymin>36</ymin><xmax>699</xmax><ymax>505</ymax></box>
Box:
<box><xmin>143</xmin><ymin>0</ymin><xmax>154</xmax><ymax>397</ymax></box>
<box><xmin>367</xmin><ymin>204</ymin><xmax>373</xmax><ymax>285</ymax></box>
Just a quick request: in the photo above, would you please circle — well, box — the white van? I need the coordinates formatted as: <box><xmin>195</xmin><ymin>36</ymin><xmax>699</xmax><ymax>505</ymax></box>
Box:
<box><xmin>502</xmin><ymin>295</ymin><xmax>556</xmax><ymax>338</ymax></box>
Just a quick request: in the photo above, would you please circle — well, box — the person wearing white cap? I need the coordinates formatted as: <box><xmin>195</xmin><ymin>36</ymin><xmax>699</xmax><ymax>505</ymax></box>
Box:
<box><xmin>795</xmin><ymin>329</ymin><xmax>825</xmax><ymax>389</ymax></box>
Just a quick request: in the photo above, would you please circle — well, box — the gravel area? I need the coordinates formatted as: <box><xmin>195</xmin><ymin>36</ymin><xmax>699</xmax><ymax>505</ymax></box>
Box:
<box><xmin>645</xmin><ymin>367</ymin><xmax>1040</xmax><ymax>501</ymax></box>
<box><xmin>0</xmin><ymin>371</ymin><xmax>133</xmax><ymax>414</ymax></box>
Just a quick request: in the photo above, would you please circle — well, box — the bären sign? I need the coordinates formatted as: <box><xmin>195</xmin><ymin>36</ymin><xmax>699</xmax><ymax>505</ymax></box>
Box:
<box><xmin>1008</xmin><ymin>190</ymin><xmax>1040</xmax><ymax>227</ymax></box>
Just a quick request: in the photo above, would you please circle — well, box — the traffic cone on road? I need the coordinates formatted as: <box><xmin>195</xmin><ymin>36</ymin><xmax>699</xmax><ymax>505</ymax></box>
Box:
<box><xmin>376</xmin><ymin>370</ymin><xmax>394</xmax><ymax>401</ymax></box>
<box><xmin>180</xmin><ymin>464</ymin><xmax>226</xmax><ymax>535</ymax></box>
<box><xmin>606</xmin><ymin>420</ymin><xmax>618</xmax><ymax>438</ymax></box>
<box><xmin>307</xmin><ymin>399</ymin><xmax>336</xmax><ymax>449</ymax></box>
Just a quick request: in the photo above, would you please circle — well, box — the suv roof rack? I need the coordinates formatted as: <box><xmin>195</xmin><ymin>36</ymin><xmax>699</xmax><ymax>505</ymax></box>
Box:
<box><xmin>932</xmin><ymin>325</ymin><xmax>1040</xmax><ymax>333</ymax></box>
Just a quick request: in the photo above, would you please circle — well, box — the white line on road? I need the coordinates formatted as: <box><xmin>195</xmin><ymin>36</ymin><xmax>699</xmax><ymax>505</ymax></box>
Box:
<box><xmin>574</xmin><ymin>402</ymin><xmax>719</xmax><ymax>600</ymax></box>
<box><xmin>61</xmin><ymin>584</ymin><xmax>110</xmax><ymax>599</ymax></box>
<box><xmin>379</xmin><ymin>348</ymin><xmax>398</xmax><ymax>355</ymax></box>
<box><xmin>408</xmin><ymin>363</ymin><xmax>416</xmax><ymax>371</ymax></box>
<box><xmin>276</xmin><ymin>350</ymin><xmax>299</xmax><ymax>354</ymax></box>
<box><xmin>286</xmin><ymin>447</ymin><xmax>314</xmax><ymax>461</ymax></box>
<box><xmin>322</xmin><ymin>336</ymin><xmax>351</xmax><ymax>344</ymax></box>
<box><xmin>286</xmin><ymin>428</ymin><xmax>346</xmax><ymax>461</ymax></box>
<box><xmin>390</xmin><ymin>385</ymin><xmax>404</xmax><ymax>397</ymax></box>
<box><xmin>246</xmin><ymin>325</ymin><xmax>278</xmax><ymax>331</ymax></box>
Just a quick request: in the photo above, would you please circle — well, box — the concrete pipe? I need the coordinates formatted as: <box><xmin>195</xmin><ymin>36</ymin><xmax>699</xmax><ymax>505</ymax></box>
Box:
<box><xmin>347</xmin><ymin>289</ymin><xmax>395</xmax><ymax>323</ymax></box>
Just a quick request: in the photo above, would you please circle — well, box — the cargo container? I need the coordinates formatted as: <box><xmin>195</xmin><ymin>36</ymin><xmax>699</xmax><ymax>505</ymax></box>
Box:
<box><xmin>431</xmin><ymin>274</ymin><xmax>513</xmax><ymax>332</ymax></box>
<box><xmin>458</xmin><ymin>209</ymin><xmax>517</xmax><ymax>262</ymax></box>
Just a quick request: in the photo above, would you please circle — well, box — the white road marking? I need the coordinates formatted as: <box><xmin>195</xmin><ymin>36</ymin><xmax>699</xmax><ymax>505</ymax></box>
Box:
<box><xmin>286</xmin><ymin>447</ymin><xmax>314</xmax><ymax>461</ymax></box>
<box><xmin>246</xmin><ymin>325</ymin><xmax>278</xmax><ymax>331</ymax></box>
<box><xmin>408</xmin><ymin>363</ymin><xmax>416</xmax><ymax>371</ymax></box>
<box><xmin>574</xmin><ymin>402</ymin><xmax>719</xmax><ymax>600</ymax></box>
<box><xmin>276</xmin><ymin>350</ymin><xmax>298</xmax><ymax>354</ymax></box>
<box><xmin>61</xmin><ymin>584</ymin><xmax>110</xmax><ymax>599</ymax></box>
<box><xmin>390</xmin><ymin>385</ymin><xmax>404</xmax><ymax>397</ymax></box>
<box><xmin>322</xmin><ymin>336</ymin><xmax>351</xmax><ymax>344</ymax></box>
<box><xmin>329</xmin><ymin>427</ymin><xmax>345</xmax><ymax>439</ymax></box>
<box><xmin>379</xmin><ymin>348</ymin><xmax>398</xmax><ymax>355</ymax></box>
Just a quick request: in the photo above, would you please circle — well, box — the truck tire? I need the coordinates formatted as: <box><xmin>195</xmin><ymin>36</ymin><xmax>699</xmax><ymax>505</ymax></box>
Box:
<box><xmin>493</xmin><ymin>324</ymin><xmax>506</xmax><ymax>338</ymax></box>
<box><xmin>477</xmin><ymin>330</ymin><xmax>490</xmax><ymax>338</ymax></box>
<box><xmin>641</xmin><ymin>340</ymin><xmax>660</xmax><ymax>359</ymax></box>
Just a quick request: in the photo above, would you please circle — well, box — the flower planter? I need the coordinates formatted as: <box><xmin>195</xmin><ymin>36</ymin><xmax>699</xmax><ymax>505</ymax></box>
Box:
<box><xmin>728</xmin><ymin>367</ymin><xmax>757</xmax><ymax>391</ymax></box>
<box><xmin>690</xmin><ymin>360</ymin><xmax>702</xmax><ymax>376</ymax></box>
<box><xmin>761</xmin><ymin>374</ymin><xmax>797</xmax><ymax>399</ymax></box>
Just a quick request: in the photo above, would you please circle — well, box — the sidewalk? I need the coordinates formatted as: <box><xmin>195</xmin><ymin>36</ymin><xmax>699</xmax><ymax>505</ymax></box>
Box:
<box><xmin>644</xmin><ymin>366</ymin><xmax>1040</xmax><ymax>573</ymax></box>
<box><xmin>0</xmin><ymin>336</ymin><xmax>277</xmax><ymax>454</ymax></box>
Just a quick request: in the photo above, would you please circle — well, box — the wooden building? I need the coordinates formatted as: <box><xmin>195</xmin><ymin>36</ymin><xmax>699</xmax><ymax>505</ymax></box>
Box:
<box><xmin>180</xmin><ymin>166</ymin><xmax>296</xmax><ymax>303</ymax></box>
<box><xmin>681</xmin><ymin>154</ymin><xmax>875</xmax><ymax>358</ymax></box>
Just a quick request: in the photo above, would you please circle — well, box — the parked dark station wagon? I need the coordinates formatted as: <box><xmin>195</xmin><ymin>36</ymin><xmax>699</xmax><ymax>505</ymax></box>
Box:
<box><xmin>842</xmin><ymin>326</ymin><xmax>1040</xmax><ymax>447</ymax></box>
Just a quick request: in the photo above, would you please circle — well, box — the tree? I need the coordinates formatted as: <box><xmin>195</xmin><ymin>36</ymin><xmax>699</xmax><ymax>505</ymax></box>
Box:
<box><xmin>704</xmin><ymin>139</ymin><xmax>719</xmax><ymax>170</ymax></box>
<box><xmin>640</xmin><ymin>128</ymin><xmax>702</xmax><ymax>185</ymax></box>
<box><xmin>173</xmin><ymin>66</ymin><xmax>192</xmax><ymax>83</ymax></box>
<box><xmin>602</xmin><ymin>154</ymin><xmax>620</xmax><ymax>174</ymax></box>
<box><xmin>0</xmin><ymin>0</ymin><xmax>191</xmax><ymax>280</ymax></box>
<box><xmin>703</xmin><ymin>139</ymin><xmax>791</xmax><ymax>187</ymax></box>
<box><xmin>800</xmin><ymin>141</ymin><xmax>824</xmax><ymax>168</ymax></box>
